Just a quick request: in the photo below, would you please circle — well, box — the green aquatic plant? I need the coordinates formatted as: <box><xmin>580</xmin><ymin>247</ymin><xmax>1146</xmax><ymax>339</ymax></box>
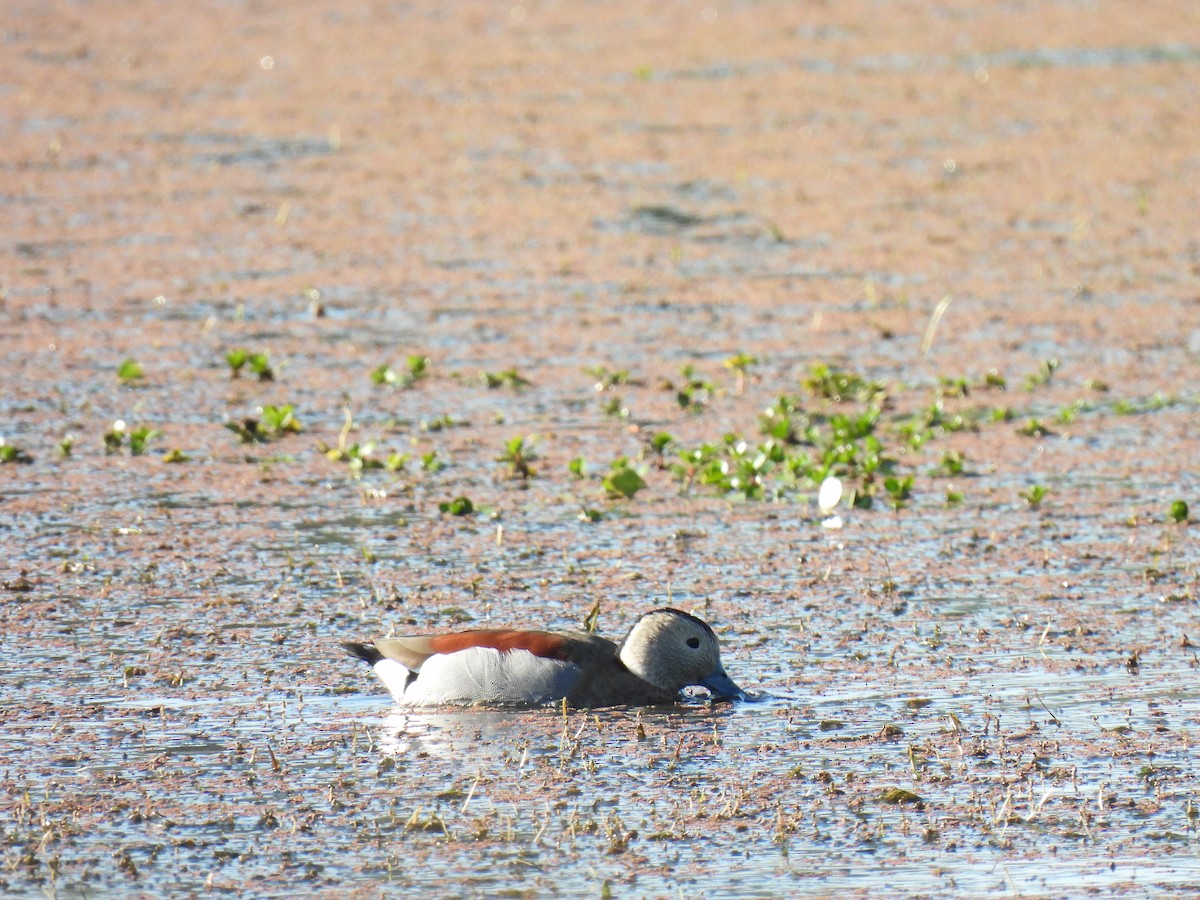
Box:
<box><xmin>481</xmin><ymin>367</ymin><xmax>530</xmax><ymax>390</ymax></box>
<box><xmin>600</xmin><ymin>395</ymin><xmax>629</xmax><ymax>419</ymax></box>
<box><xmin>371</xmin><ymin>363</ymin><xmax>397</xmax><ymax>385</ymax></box>
<box><xmin>101</xmin><ymin>421</ymin><xmax>160</xmax><ymax>455</ymax></box>
<box><xmin>937</xmin><ymin>376</ymin><xmax>970</xmax><ymax>398</ymax></box>
<box><xmin>670</xmin><ymin>364</ymin><xmax>715</xmax><ymax>413</ymax></box>
<box><xmin>1113</xmin><ymin>393</ymin><xmax>1175</xmax><ymax>416</ymax></box>
<box><xmin>104</xmin><ymin>421</ymin><xmax>126</xmax><ymax>454</ymax></box>
<box><xmin>373</xmin><ymin>355</ymin><xmax>429</xmax><ymax>389</ymax></box>
<box><xmin>671</xmin><ymin>380</ymin><xmax>903</xmax><ymax>504</ymax></box>
<box><xmin>226</xmin><ymin>404</ymin><xmax>303</xmax><ymax>444</ymax></box>
<box><xmin>1024</xmin><ymin>358</ymin><xmax>1059</xmax><ymax>391</ymax></box>
<box><xmin>884</xmin><ymin>475</ymin><xmax>913</xmax><ymax>509</ymax></box>
<box><xmin>981</xmin><ymin>369</ymin><xmax>1007</xmax><ymax>390</ymax></box>
<box><xmin>438</xmin><ymin>496</ymin><xmax>475</xmax><ymax>516</ymax></box>
<box><xmin>802</xmin><ymin>362</ymin><xmax>885</xmax><ymax>405</ymax></box>
<box><xmin>323</xmin><ymin>440</ymin><xmax>385</xmax><ymax>476</ymax></box>
<box><xmin>937</xmin><ymin>449</ymin><xmax>965</xmax><ymax>476</ymax></box>
<box><xmin>162</xmin><ymin>448</ymin><xmax>190</xmax><ymax>463</ymax></box>
<box><xmin>317</xmin><ymin>411</ymin><xmax>406</xmax><ymax>478</ymax></box>
<box><xmin>1021</xmin><ymin>484</ymin><xmax>1048</xmax><ymax>507</ymax></box>
<box><xmin>880</xmin><ymin>787</ymin><xmax>925</xmax><ymax>807</ymax></box>
<box><xmin>673</xmin><ymin>436</ymin><xmax>773</xmax><ymax>500</ymax></box>
<box><xmin>226</xmin><ymin>348</ymin><xmax>248</xmax><ymax>377</ymax></box>
<box><xmin>420</xmin><ymin>413</ymin><xmax>467</xmax><ymax>432</ymax></box>
<box><xmin>260</xmin><ymin>405</ymin><xmax>300</xmax><ymax>435</ymax></box>
<box><xmin>585</xmin><ymin>365</ymin><xmax>638</xmax><ymax>391</ymax></box>
<box><xmin>127</xmin><ymin>426</ymin><xmax>161</xmax><ymax>456</ymax></box>
<box><xmin>497</xmin><ymin>435</ymin><xmax>537</xmax><ymax>480</ymax></box>
<box><xmin>1017</xmin><ymin>418</ymin><xmax>1052</xmax><ymax>438</ymax></box>
<box><xmin>0</xmin><ymin>440</ymin><xmax>33</xmax><ymax>464</ymax></box>
<box><xmin>759</xmin><ymin>396</ymin><xmax>806</xmax><ymax>444</ymax></box>
<box><xmin>117</xmin><ymin>358</ymin><xmax>144</xmax><ymax>384</ymax></box>
<box><xmin>227</xmin><ymin>349</ymin><xmax>274</xmax><ymax>381</ymax></box>
<box><xmin>602</xmin><ymin>458</ymin><xmax>646</xmax><ymax>499</ymax></box>
<box><xmin>646</xmin><ymin>431</ymin><xmax>676</xmax><ymax>468</ymax></box>
<box><xmin>723</xmin><ymin>352</ymin><xmax>757</xmax><ymax>395</ymax></box>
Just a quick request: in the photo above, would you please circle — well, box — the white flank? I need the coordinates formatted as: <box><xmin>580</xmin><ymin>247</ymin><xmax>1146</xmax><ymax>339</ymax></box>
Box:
<box><xmin>399</xmin><ymin>647</ymin><xmax>580</xmax><ymax>706</ymax></box>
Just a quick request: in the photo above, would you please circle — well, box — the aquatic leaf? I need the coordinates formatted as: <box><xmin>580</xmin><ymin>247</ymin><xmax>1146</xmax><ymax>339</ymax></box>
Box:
<box><xmin>603</xmin><ymin>465</ymin><xmax>645</xmax><ymax>499</ymax></box>
<box><xmin>880</xmin><ymin>787</ymin><xmax>925</xmax><ymax>806</ymax></box>
<box><xmin>117</xmin><ymin>358</ymin><xmax>144</xmax><ymax>383</ymax></box>
<box><xmin>226</xmin><ymin>348</ymin><xmax>248</xmax><ymax>376</ymax></box>
<box><xmin>0</xmin><ymin>440</ymin><xmax>33</xmax><ymax>464</ymax></box>
<box><xmin>127</xmin><ymin>426</ymin><xmax>161</xmax><ymax>455</ymax></box>
<box><xmin>438</xmin><ymin>496</ymin><xmax>475</xmax><ymax>516</ymax></box>
<box><xmin>1021</xmin><ymin>485</ymin><xmax>1048</xmax><ymax>507</ymax></box>
<box><xmin>247</xmin><ymin>352</ymin><xmax>274</xmax><ymax>381</ymax></box>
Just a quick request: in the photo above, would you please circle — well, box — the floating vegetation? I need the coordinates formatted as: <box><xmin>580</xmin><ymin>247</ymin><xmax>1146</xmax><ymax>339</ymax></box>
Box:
<box><xmin>116</xmin><ymin>358</ymin><xmax>144</xmax><ymax>384</ymax></box>
<box><xmin>0</xmin><ymin>439</ymin><xmax>33</xmax><ymax>464</ymax></box>
<box><xmin>602</xmin><ymin>458</ymin><xmax>646</xmax><ymax>499</ymax></box>
<box><xmin>497</xmin><ymin>435</ymin><xmax>538</xmax><ymax>480</ymax></box>
<box><xmin>1016</xmin><ymin>418</ymin><xmax>1053</xmax><ymax>437</ymax></box>
<box><xmin>226</xmin><ymin>348</ymin><xmax>274</xmax><ymax>381</ymax></box>
<box><xmin>668</xmin><ymin>364</ymin><xmax>716</xmax><ymax>413</ymax></box>
<box><xmin>1021</xmin><ymin>484</ymin><xmax>1048</xmax><ymax>508</ymax></box>
<box><xmin>420</xmin><ymin>413</ymin><xmax>468</xmax><ymax>432</ymax></box>
<box><xmin>937</xmin><ymin>449</ymin><xmax>965</xmax><ymax>476</ymax></box>
<box><xmin>723</xmin><ymin>352</ymin><xmax>757</xmax><ymax>395</ymax></box>
<box><xmin>102</xmin><ymin>420</ymin><xmax>160</xmax><ymax>455</ymax></box>
<box><xmin>225</xmin><ymin>404</ymin><xmax>303</xmax><ymax>443</ymax></box>
<box><xmin>667</xmin><ymin>365</ymin><xmax>902</xmax><ymax>505</ymax></box>
<box><xmin>880</xmin><ymin>787</ymin><xmax>925</xmax><ymax>807</ymax></box>
<box><xmin>372</xmin><ymin>355</ymin><xmax>429</xmax><ymax>389</ymax></box>
<box><xmin>438</xmin><ymin>496</ymin><xmax>475</xmax><ymax>516</ymax></box>
<box><xmin>802</xmin><ymin>362</ymin><xmax>886</xmax><ymax>404</ymax></box>
<box><xmin>481</xmin><ymin>367</ymin><xmax>531</xmax><ymax>390</ymax></box>
<box><xmin>585</xmin><ymin>365</ymin><xmax>639</xmax><ymax>392</ymax></box>
<box><xmin>1023</xmin><ymin>357</ymin><xmax>1059</xmax><ymax>391</ymax></box>
<box><xmin>127</xmin><ymin>425</ymin><xmax>160</xmax><ymax>456</ymax></box>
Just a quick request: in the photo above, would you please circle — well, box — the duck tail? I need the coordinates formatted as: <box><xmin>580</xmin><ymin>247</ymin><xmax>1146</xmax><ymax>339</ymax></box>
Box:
<box><xmin>341</xmin><ymin>641</ymin><xmax>384</xmax><ymax>666</ymax></box>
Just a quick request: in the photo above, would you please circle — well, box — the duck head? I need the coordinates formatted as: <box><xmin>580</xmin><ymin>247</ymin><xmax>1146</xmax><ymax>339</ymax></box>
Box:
<box><xmin>618</xmin><ymin>608</ymin><xmax>747</xmax><ymax>701</ymax></box>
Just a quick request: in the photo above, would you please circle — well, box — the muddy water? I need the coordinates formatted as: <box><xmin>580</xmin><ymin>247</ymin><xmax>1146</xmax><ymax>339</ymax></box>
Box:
<box><xmin>3</xmin><ymin>0</ymin><xmax>1200</xmax><ymax>896</ymax></box>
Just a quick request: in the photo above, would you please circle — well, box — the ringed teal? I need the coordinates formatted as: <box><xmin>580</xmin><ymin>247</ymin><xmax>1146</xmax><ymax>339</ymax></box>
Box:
<box><xmin>341</xmin><ymin>607</ymin><xmax>747</xmax><ymax>708</ymax></box>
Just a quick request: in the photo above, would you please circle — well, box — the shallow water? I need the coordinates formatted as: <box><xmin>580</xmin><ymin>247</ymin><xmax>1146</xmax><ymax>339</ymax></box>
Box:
<box><xmin>4</xmin><ymin>0</ymin><xmax>1200</xmax><ymax>895</ymax></box>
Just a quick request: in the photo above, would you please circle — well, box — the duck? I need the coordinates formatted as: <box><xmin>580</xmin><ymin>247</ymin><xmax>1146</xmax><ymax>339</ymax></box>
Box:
<box><xmin>341</xmin><ymin>607</ymin><xmax>747</xmax><ymax>708</ymax></box>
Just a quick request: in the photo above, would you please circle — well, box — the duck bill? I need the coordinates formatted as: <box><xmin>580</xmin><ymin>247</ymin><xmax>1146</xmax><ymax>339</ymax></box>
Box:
<box><xmin>700</xmin><ymin>671</ymin><xmax>749</xmax><ymax>702</ymax></box>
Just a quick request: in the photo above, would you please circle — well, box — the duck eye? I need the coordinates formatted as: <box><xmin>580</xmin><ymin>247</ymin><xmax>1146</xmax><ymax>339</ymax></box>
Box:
<box><xmin>687</xmin><ymin>637</ymin><xmax>700</xmax><ymax>649</ymax></box>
